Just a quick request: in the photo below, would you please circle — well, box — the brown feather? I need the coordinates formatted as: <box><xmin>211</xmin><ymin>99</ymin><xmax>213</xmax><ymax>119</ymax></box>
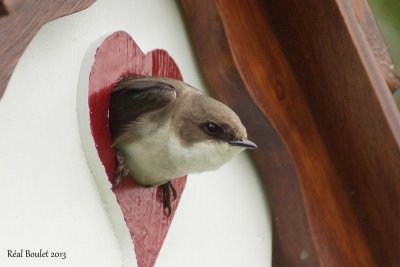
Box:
<box><xmin>109</xmin><ymin>76</ymin><xmax>176</xmax><ymax>145</ymax></box>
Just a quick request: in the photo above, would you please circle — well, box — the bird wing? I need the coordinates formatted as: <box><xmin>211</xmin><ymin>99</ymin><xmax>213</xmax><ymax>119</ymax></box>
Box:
<box><xmin>109</xmin><ymin>76</ymin><xmax>177</xmax><ymax>145</ymax></box>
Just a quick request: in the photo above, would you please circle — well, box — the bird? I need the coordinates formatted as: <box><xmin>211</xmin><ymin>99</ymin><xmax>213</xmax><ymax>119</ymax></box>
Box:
<box><xmin>109</xmin><ymin>76</ymin><xmax>257</xmax><ymax>214</ymax></box>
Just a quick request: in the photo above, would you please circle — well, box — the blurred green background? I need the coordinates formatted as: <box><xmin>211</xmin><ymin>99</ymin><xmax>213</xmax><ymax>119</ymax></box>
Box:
<box><xmin>368</xmin><ymin>0</ymin><xmax>400</xmax><ymax>107</ymax></box>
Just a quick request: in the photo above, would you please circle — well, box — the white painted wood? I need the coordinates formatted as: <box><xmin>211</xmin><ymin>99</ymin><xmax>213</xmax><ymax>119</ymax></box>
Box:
<box><xmin>0</xmin><ymin>1</ymin><xmax>272</xmax><ymax>266</ymax></box>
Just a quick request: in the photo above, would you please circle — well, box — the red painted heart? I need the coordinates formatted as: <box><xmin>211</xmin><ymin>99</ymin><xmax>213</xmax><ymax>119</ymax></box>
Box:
<box><xmin>88</xmin><ymin>31</ymin><xmax>186</xmax><ymax>267</ymax></box>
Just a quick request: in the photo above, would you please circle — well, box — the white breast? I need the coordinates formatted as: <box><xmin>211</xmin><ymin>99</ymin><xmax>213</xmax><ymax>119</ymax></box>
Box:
<box><xmin>118</xmin><ymin>121</ymin><xmax>244</xmax><ymax>186</ymax></box>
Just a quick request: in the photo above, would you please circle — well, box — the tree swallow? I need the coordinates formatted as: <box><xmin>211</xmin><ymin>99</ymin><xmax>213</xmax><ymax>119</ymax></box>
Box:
<box><xmin>109</xmin><ymin>76</ymin><xmax>257</xmax><ymax>213</ymax></box>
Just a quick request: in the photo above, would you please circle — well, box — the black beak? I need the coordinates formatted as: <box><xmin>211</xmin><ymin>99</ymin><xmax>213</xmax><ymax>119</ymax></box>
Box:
<box><xmin>229</xmin><ymin>138</ymin><xmax>257</xmax><ymax>149</ymax></box>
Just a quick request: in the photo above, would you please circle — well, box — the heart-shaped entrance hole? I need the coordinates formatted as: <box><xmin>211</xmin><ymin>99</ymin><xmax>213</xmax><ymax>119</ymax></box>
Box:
<box><xmin>82</xmin><ymin>31</ymin><xmax>187</xmax><ymax>267</ymax></box>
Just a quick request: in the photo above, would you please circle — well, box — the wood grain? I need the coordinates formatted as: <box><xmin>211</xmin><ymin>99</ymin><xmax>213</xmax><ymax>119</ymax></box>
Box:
<box><xmin>181</xmin><ymin>0</ymin><xmax>400</xmax><ymax>266</ymax></box>
<box><xmin>348</xmin><ymin>0</ymin><xmax>400</xmax><ymax>92</ymax></box>
<box><xmin>264</xmin><ymin>0</ymin><xmax>400</xmax><ymax>265</ymax></box>
<box><xmin>0</xmin><ymin>0</ymin><xmax>95</xmax><ymax>98</ymax></box>
<box><xmin>180</xmin><ymin>1</ymin><xmax>318</xmax><ymax>266</ymax></box>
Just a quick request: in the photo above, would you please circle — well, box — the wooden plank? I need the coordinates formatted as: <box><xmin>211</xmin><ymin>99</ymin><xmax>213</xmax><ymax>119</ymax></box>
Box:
<box><xmin>263</xmin><ymin>0</ymin><xmax>400</xmax><ymax>265</ymax></box>
<box><xmin>348</xmin><ymin>0</ymin><xmax>400</xmax><ymax>92</ymax></box>
<box><xmin>181</xmin><ymin>0</ymin><xmax>400</xmax><ymax>265</ymax></box>
<box><xmin>0</xmin><ymin>0</ymin><xmax>96</xmax><ymax>98</ymax></box>
<box><xmin>180</xmin><ymin>1</ymin><xmax>319</xmax><ymax>266</ymax></box>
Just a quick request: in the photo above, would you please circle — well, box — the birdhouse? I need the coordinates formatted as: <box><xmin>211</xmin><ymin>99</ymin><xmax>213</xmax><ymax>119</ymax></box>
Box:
<box><xmin>1</xmin><ymin>0</ymin><xmax>400</xmax><ymax>267</ymax></box>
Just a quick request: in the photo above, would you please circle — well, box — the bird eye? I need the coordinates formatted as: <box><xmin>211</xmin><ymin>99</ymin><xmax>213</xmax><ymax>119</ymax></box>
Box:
<box><xmin>203</xmin><ymin>122</ymin><xmax>221</xmax><ymax>135</ymax></box>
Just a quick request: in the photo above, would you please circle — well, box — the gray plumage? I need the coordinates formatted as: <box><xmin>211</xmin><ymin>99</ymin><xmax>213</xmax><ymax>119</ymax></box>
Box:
<box><xmin>109</xmin><ymin>76</ymin><xmax>256</xmax><ymax>186</ymax></box>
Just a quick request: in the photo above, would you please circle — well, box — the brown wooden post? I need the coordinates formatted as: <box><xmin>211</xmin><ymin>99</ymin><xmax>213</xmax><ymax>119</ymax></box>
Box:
<box><xmin>180</xmin><ymin>0</ymin><xmax>400</xmax><ymax>266</ymax></box>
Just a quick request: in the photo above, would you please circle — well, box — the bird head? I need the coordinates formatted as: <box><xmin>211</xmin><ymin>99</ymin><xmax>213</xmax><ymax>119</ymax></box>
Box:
<box><xmin>169</xmin><ymin>92</ymin><xmax>256</xmax><ymax>173</ymax></box>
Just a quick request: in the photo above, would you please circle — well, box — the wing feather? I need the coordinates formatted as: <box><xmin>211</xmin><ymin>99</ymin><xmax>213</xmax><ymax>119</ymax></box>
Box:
<box><xmin>109</xmin><ymin>76</ymin><xmax>176</xmax><ymax>144</ymax></box>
